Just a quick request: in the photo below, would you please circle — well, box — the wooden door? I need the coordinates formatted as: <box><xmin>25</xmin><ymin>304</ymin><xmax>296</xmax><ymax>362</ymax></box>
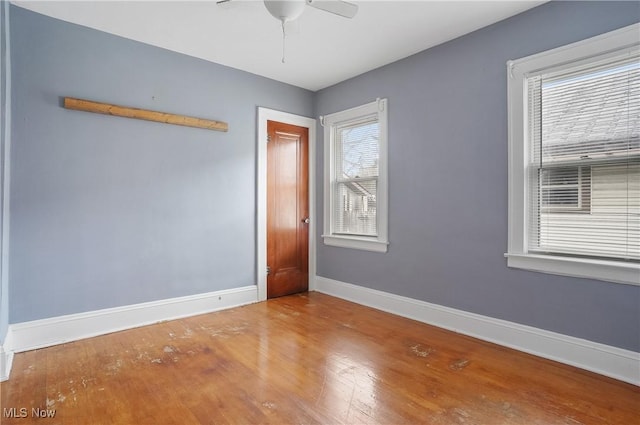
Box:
<box><xmin>267</xmin><ymin>120</ymin><xmax>309</xmax><ymax>298</ymax></box>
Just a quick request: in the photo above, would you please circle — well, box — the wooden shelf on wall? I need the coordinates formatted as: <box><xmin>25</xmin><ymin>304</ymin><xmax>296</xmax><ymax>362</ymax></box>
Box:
<box><xmin>63</xmin><ymin>97</ymin><xmax>228</xmax><ymax>132</ymax></box>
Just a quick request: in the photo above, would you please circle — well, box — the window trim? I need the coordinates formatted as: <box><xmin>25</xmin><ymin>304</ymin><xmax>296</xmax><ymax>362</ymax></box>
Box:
<box><xmin>322</xmin><ymin>99</ymin><xmax>388</xmax><ymax>253</ymax></box>
<box><xmin>506</xmin><ymin>23</ymin><xmax>640</xmax><ymax>286</ymax></box>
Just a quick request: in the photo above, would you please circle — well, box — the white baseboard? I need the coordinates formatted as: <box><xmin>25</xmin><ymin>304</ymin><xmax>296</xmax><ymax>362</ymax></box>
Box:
<box><xmin>5</xmin><ymin>285</ymin><xmax>258</xmax><ymax>357</ymax></box>
<box><xmin>0</xmin><ymin>343</ymin><xmax>14</xmax><ymax>382</ymax></box>
<box><xmin>315</xmin><ymin>276</ymin><xmax>640</xmax><ymax>386</ymax></box>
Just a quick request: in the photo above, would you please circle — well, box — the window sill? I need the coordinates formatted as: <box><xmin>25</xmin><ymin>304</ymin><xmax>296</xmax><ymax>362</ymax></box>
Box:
<box><xmin>505</xmin><ymin>253</ymin><xmax>639</xmax><ymax>286</ymax></box>
<box><xmin>322</xmin><ymin>234</ymin><xmax>388</xmax><ymax>253</ymax></box>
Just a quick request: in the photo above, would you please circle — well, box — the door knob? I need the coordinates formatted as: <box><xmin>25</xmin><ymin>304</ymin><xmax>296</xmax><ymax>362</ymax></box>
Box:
<box><xmin>302</xmin><ymin>217</ymin><xmax>310</xmax><ymax>224</ymax></box>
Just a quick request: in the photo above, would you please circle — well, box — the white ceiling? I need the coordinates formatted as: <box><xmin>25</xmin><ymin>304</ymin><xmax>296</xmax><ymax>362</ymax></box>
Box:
<box><xmin>12</xmin><ymin>0</ymin><xmax>546</xmax><ymax>91</ymax></box>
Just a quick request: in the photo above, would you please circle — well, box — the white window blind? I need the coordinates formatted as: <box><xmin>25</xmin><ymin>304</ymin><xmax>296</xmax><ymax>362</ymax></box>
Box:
<box><xmin>334</xmin><ymin>118</ymin><xmax>379</xmax><ymax>236</ymax></box>
<box><xmin>527</xmin><ymin>54</ymin><xmax>640</xmax><ymax>261</ymax></box>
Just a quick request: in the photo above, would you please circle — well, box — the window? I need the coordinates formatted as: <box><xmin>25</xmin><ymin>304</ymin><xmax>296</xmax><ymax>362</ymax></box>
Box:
<box><xmin>540</xmin><ymin>166</ymin><xmax>591</xmax><ymax>212</ymax></box>
<box><xmin>507</xmin><ymin>24</ymin><xmax>640</xmax><ymax>285</ymax></box>
<box><xmin>323</xmin><ymin>99</ymin><xmax>388</xmax><ymax>252</ymax></box>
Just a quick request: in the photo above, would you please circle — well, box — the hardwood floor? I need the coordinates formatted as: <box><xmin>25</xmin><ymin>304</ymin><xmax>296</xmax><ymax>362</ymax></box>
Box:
<box><xmin>1</xmin><ymin>292</ymin><xmax>638</xmax><ymax>424</ymax></box>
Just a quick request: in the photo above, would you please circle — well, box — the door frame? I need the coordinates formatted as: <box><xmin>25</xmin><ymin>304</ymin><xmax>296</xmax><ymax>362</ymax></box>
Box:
<box><xmin>257</xmin><ymin>107</ymin><xmax>316</xmax><ymax>302</ymax></box>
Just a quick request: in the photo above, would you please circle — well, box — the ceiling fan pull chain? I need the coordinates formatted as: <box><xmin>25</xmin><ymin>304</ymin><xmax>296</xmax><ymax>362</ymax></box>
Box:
<box><xmin>281</xmin><ymin>20</ymin><xmax>286</xmax><ymax>63</ymax></box>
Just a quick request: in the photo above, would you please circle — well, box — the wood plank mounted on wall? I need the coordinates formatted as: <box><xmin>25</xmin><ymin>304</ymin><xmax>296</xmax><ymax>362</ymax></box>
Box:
<box><xmin>63</xmin><ymin>97</ymin><xmax>228</xmax><ymax>132</ymax></box>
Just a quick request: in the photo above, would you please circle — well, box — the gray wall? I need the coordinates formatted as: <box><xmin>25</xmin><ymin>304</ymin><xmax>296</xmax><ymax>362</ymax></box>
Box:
<box><xmin>9</xmin><ymin>6</ymin><xmax>313</xmax><ymax>323</ymax></box>
<box><xmin>0</xmin><ymin>0</ymin><xmax>10</xmax><ymax>345</ymax></box>
<box><xmin>315</xmin><ymin>1</ymin><xmax>640</xmax><ymax>352</ymax></box>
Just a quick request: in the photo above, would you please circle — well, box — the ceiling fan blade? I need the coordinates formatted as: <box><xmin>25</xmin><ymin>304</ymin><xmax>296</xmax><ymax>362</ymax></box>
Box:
<box><xmin>306</xmin><ymin>0</ymin><xmax>358</xmax><ymax>19</ymax></box>
<box><xmin>216</xmin><ymin>0</ymin><xmax>237</xmax><ymax>10</ymax></box>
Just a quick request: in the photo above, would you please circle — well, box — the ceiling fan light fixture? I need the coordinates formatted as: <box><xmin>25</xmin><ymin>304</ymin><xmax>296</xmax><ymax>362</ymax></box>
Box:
<box><xmin>263</xmin><ymin>0</ymin><xmax>306</xmax><ymax>23</ymax></box>
<box><xmin>259</xmin><ymin>0</ymin><xmax>358</xmax><ymax>64</ymax></box>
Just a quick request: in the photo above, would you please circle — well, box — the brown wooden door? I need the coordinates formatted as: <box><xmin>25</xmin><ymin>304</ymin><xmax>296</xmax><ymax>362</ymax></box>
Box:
<box><xmin>267</xmin><ymin>120</ymin><xmax>309</xmax><ymax>298</ymax></box>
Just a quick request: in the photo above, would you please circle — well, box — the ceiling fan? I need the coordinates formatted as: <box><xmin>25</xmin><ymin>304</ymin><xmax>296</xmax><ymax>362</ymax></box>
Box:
<box><xmin>217</xmin><ymin>0</ymin><xmax>359</xmax><ymax>62</ymax></box>
<box><xmin>263</xmin><ymin>0</ymin><xmax>358</xmax><ymax>21</ymax></box>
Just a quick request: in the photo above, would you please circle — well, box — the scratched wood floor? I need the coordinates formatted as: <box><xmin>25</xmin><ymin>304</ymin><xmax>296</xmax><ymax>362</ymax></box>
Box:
<box><xmin>1</xmin><ymin>292</ymin><xmax>638</xmax><ymax>425</ymax></box>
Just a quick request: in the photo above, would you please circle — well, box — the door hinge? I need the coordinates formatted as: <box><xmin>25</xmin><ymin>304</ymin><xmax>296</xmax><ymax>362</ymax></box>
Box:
<box><xmin>266</xmin><ymin>135</ymin><xmax>271</xmax><ymax>143</ymax></box>
<box><xmin>266</xmin><ymin>265</ymin><xmax>271</xmax><ymax>275</ymax></box>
